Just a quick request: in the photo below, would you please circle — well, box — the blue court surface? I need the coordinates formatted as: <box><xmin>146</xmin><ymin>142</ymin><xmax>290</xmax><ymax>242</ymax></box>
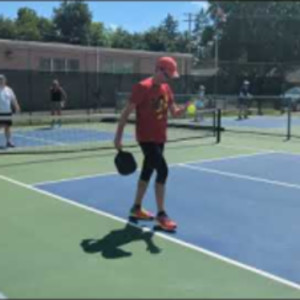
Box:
<box><xmin>222</xmin><ymin>115</ymin><xmax>300</xmax><ymax>128</ymax></box>
<box><xmin>35</xmin><ymin>152</ymin><xmax>300</xmax><ymax>285</ymax></box>
<box><xmin>0</xmin><ymin>128</ymin><xmax>132</xmax><ymax>148</ymax></box>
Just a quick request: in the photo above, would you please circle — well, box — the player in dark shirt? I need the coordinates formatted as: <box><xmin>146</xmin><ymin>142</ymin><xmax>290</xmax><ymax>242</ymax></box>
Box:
<box><xmin>238</xmin><ymin>80</ymin><xmax>252</xmax><ymax>120</ymax></box>
<box><xmin>50</xmin><ymin>79</ymin><xmax>67</xmax><ymax>128</ymax></box>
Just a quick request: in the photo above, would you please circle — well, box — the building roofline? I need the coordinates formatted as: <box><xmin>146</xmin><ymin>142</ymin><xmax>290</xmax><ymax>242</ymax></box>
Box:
<box><xmin>0</xmin><ymin>39</ymin><xmax>193</xmax><ymax>58</ymax></box>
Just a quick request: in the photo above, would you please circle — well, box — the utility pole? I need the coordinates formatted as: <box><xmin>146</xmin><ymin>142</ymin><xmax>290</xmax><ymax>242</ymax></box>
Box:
<box><xmin>183</xmin><ymin>13</ymin><xmax>196</xmax><ymax>53</ymax></box>
<box><xmin>213</xmin><ymin>5</ymin><xmax>226</xmax><ymax>94</ymax></box>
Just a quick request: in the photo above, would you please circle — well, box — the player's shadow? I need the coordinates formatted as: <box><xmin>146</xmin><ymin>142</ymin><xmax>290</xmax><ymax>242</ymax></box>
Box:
<box><xmin>80</xmin><ymin>223</ymin><xmax>161</xmax><ymax>259</ymax></box>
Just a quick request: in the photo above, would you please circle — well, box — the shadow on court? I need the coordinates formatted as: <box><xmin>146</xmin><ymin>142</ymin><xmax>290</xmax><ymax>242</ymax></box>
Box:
<box><xmin>80</xmin><ymin>222</ymin><xmax>161</xmax><ymax>259</ymax></box>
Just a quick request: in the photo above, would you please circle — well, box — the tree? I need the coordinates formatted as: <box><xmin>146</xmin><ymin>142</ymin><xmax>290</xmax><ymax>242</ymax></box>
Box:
<box><xmin>38</xmin><ymin>17</ymin><xmax>57</xmax><ymax>42</ymax></box>
<box><xmin>161</xmin><ymin>14</ymin><xmax>178</xmax><ymax>41</ymax></box>
<box><xmin>130</xmin><ymin>33</ymin><xmax>148</xmax><ymax>50</ymax></box>
<box><xmin>0</xmin><ymin>2</ymin><xmax>196</xmax><ymax>55</ymax></box>
<box><xmin>208</xmin><ymin>1</ymin><xmax>300</xmax><ymax>63</ymax></box>
<box><xmin>143</xmin><ymin>27</ymin><xmax>166</xmax><ymax>52</ymax></box>
<box><xmin>174</xmin><ymin>31</ymin><xmax>190</xmax><ymax>53</ymax></box>
<box><xmin>158</xmin><ymin>14</ymin><xmax>180</xmax><ymax>52</ymax></box>
<box><xmin>89</xmin><ymin>22</ymin><xmax>110</xmax><ymax>46</ymax></box>
<box><xmin>15</xmin><ymin>7</ymin><xmax>41</xmax><ymax>40</ymax></box>
<box><xmin>53</xmin><ymin>0</ymin><xmax>92</xmax><ymax>45</ymax></box>
<box><xmin>110</xmin><ymin>27</ymin><xmax>134</xmax><ymax>49</ymax></box>
<box><xmin>192</xmin><ymin>8</ymin><xmax>211</xmax><ymax>59</ymax></box>
<box><xmin>0</xmin><ymin>16</ymin><xmax>17</xmax><ymax>39</ymax></box>
<box><xmin>142</xmin><ymin>14</ymin><xmax>182</xmax><ymax>52</ymax></box>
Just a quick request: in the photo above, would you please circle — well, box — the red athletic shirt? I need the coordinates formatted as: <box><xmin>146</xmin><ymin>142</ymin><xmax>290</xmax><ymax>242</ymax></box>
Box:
<box><xmin>129</xmin><ymin>77</ymin><xmax>174</xmax><ymax>143</ymax></box>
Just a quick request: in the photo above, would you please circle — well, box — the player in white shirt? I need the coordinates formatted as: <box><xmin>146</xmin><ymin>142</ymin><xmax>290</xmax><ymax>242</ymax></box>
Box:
<box><xmin>194</xmin><ymin>85</ymin><xmax>206</xmax><ymax>122</ymax></box>
<box><xmin>0</xmin><ymin>74</ymin><xmax>21</xmax><ymax>147</ymax></box>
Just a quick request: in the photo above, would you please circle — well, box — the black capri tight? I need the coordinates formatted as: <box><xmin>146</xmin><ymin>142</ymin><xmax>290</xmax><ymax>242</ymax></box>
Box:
<box><xmin>139</xmin><ymin>142</ymin><xmax>168</xmax><ymax>184</ymax></box>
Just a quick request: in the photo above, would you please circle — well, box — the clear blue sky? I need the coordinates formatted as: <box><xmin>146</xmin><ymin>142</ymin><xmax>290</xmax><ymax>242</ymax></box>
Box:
<box><xmin>0</xmin><ymin>1</ymin><xmax>209</xmax><ymax>33</ymax></box>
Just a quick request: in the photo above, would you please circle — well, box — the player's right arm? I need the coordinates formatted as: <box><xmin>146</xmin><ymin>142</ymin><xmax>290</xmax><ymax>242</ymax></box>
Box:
<box><xmin>114</xmin><ymin>83</ymin><xmax>144</xmax><ymax>150</ymax></box>
<box><xmin>114</xmin><ymin>102</ymin><xmax>136</xmax><ymax>151</ymax></box>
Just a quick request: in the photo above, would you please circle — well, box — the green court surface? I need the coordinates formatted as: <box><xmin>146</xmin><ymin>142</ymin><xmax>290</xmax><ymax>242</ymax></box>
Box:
<box><xmin>1</xmin><ymin>132</ymin><xmax>300</xmax><ymax>298</ymax></box>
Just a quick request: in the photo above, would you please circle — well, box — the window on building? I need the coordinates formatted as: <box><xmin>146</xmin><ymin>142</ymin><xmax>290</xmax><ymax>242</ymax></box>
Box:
<box><xmin>115</xmin><ymin>62</ymin><xmax>134</xmax><ymax>74</ymax></box>
<box><xmin>53</xmin><ymin>58</ymin><xmax>65</xmax><ymax>72</ymax></box>
<box><xmin>67</xmin><ymin>59</ymin><xmax>80</xmax><ymax>71</ymax></box>
<box><xmin>101</xmin><ymin>59</ymin><xmax>134</xmax><ymax>74</ymax></box>
<box><xmin>39</xmin><ymin>58</ymin><xmax>51</xmax><ymax>71</ymax></box>
<box><xmin>101</xmin><ymin>59</ymin><xmax>114</xmax><ymax>73</ymax></box>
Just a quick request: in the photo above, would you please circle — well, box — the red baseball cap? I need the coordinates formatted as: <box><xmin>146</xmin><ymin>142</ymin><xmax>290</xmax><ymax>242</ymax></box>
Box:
<box><xmin>156</xmin><ymin>56</ymin><xmax>179</xmax><ymax>78</ymax></box>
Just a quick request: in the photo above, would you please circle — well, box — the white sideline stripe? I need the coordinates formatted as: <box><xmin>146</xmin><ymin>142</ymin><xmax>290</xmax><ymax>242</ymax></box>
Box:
<box><xmin>219</xmin><ymin>144</ymin><xmax>277</xmax><ymax>152</ymax></box>
<box><xmin>219</xmin><ymin>144</ymin><xmax>300</xmax><ymax>157</ymax></box>
<box><xmin>34</xmin><ymin>171</ymin><xmax>119</xmax><ymax>186</ymax></box>
<box><xmin>179</xmin><ymin>164</ymin><xmax>300</xmax><ymax>190</ymax></box>
<box><xmin>0</xmin><ymin>292</ymin><xmax>7</xmax><ymax>299</ymax></box>
<box><xmin>1</xmin><ymin>174</ymin><xmax>300</xmax><ymax>291</ymax></box>
<box><xmin>14</xmin><ymin>133</ymin><xmax>66</xmax><ymax>146</ymax></box>
<box><xmin>34</xmin><ymin>151</ymin><xmax>274</xmax><ymax>186</ymax></box>
<box><xmin>175</xmin><ymin>150</ymin><xmax>275</xmax><ymax>166</ymax></box>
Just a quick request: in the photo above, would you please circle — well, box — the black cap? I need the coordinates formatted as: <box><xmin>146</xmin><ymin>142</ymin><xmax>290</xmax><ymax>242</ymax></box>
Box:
<box><xmin>114</xmin><ymin>150</ymin><xmax>137</xmax><ymax>175</ymax></box>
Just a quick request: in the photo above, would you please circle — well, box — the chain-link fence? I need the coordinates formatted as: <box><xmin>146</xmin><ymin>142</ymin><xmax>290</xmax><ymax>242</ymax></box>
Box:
<box><xmin>1</xmin><ymin>70</ymin><xmax>200</xmax><ymax>113</ymax></box>
<box><xmin>2</xmin><ymin>63</ymin><xmax>300</xmax><ymax>115</ymax></box>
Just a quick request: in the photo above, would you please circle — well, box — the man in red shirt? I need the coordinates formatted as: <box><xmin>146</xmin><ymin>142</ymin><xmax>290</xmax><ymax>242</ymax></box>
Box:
<box><xmin>114</xmin><ymin>56</ymin><xmax>187</xmax><ymax>231</ymax></box>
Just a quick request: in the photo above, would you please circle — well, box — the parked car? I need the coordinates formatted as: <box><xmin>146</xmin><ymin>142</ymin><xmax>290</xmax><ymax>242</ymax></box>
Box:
<box><xmin>282</xmin><ymin>87</ymin><xmax>300</xmax><ymax>111</ymax></box>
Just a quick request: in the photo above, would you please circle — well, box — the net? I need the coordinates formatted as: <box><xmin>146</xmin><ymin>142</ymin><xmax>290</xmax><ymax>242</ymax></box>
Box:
<box><xmin>208</xmin><ymin>94</ymin><xmax>300</xmax><ymax>138</ymax></box>
<box><xmin>0</xmin><ymin>110</ymin><xmax>221</xmax><ymax>155</ymax></box>
<box><xmin>115</xmin><ymin>92</ymin><xmax>215</xmax><ymax>113</ymax></box>
<box><xmin>210</xmin><ymin>94</ymin><xmax>289</xmax><ymax>115</ymax></box>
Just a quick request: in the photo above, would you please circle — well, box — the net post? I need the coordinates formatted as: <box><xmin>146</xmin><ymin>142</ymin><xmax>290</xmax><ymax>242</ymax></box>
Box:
<box><xmin>213</xmin><ymin>109</ymin><xmax>216</xmax><ymax>136</ymax></box>
<box><xmin>216</xmin><ymin>108</ymin><xmax>221</xmax><ymax>143</ymax></box>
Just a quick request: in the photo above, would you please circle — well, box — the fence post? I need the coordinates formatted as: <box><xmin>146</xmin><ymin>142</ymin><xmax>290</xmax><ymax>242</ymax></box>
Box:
<box><xmin>216</xmin><ymin>108</ymin><xmax>221</xmax><ymax>143</ymax></box>
<box><xmin>287</xmin><ymin>97</ymin><xmax>292</xmax><ymax>140</ymax></box>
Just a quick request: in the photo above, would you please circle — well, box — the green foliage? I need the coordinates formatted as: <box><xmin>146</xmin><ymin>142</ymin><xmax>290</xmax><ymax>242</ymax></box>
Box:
<box><xmin>38</xmin><ymin>17</ymin><xmax>57</xmax><ymax>42</ymax></box>
<box><xmin>3</xmin><ymin>0</ymin><xmax>300</xmax><ymax>65</ymax></box>
<box><xmin>192</xmin><ymin>8</ymin><xmax>212</xmax><ymax>59</ymax></box>
<box><xmin>15</xmin><ymin>7</ymin><xmax>41</xmax><ymax>40</ymax></box>
<box><xmin>142</xmin><ymin>14</ymin><xmax>189</xmax><ymax>53</ymax></box>
<box><xmin>0</xmin><ymin>16</ymin><xmax>17</xmax><ymax>39</ymax></box>
<box><xmin>130</xmin><ymin>33</ymin><xmax>148</xmax><ymax>51</ymax></box>
<box><xmin>53</xmin><ymin>0</ymin><xmax>92</xmax><ymax>44</ymax></box>
<box><xmin>175</xmin><ymin>32</ymin><xmax>190</xmax><ymax>53</ymax></box>
<box><xmin>0</xmin><ymin>2</ymin><xmax>189</xmax><ymax>54</ymax></box>
<box><xmin>89</xmin><ymin>22</ymin><xmax>110</xmax><ymax>46</ymax></box>
<box><xmin>208</xmin><ymin>1</ymin><xmax>300</xmax><ymax>62</ymax></box>
<box><xmin>110</xmin><ymin>27</ymin><xmax>135</xmax><ymax>49</ymax></box>
<box><xmin>160</xmin><ymin>14</ymin><xmax>180</xmax><ymax>52</ymax></box>
<box><xmin>161</xmin><ymin>14</ymin><xmax>178</xmax><ymax>41</ymax></box>
<box><xmin>143</xmin><ymin>27</ymin><xmax>166</xmax><ymax>52</ymax></box>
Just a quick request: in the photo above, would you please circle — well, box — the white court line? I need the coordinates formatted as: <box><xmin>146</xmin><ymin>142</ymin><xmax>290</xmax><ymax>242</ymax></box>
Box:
<box><xmin>14</xmin><ymin>133</ymin><xmax>66</xmax><ymax>146</ymax></box>
<box><xmin>175</xmin><ymin>150</ymin><xmax>275</xmax><ymax>166</ymax></box>
<box><xmin>34</xmin><ymin>171</ymin><xmax>119</xmax><ymax>186</ymax></box>
<box><xmin>219</xmin><ymin>143</ymin><xmax>300</xmax><ymax>157</ymax></box>
<box><xmin>34</xmin><ymin>150</ymin><xmax>274</xmax><ymax>186</ymax></box>
<box><xmin>179</xmin><ymin>164</ymin><xmax>300</xmax><ymax>190</ymax></box>
<box><xmin>0</xmin><ymin>292</ymin><xmax>7</xmax><ymax>299</ymax></box>
<box><xmin>0</xmin><ymin>174</ymin><xmax>299</xmax><ymax>291</ymax></box>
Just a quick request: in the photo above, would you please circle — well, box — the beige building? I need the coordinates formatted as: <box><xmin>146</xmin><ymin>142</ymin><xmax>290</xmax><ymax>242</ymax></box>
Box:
<box><xmin>0</xmin><ymin>39</ymin><xmax>193</xmax><ymax>75</ymax></box>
